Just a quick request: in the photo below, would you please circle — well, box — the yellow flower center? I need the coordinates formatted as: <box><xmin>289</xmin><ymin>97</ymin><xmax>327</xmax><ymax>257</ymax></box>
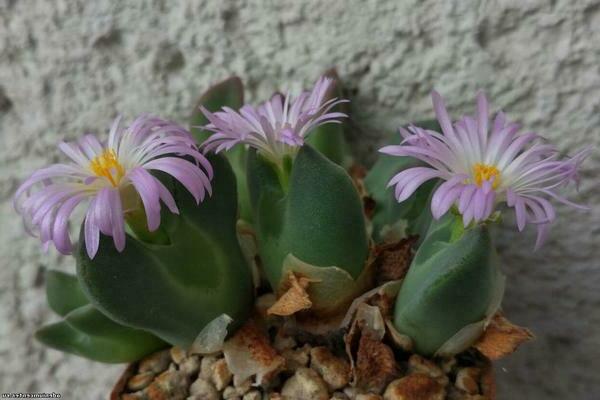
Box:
<box><xmin>89</xmin><ymin>149</ymin><xmax>125</xmax><ymax>187</ymax></box>
<box><xmin>472</xmin><ymin>163</ymin><xmax>501</xmax><ymax>189</ymax></box>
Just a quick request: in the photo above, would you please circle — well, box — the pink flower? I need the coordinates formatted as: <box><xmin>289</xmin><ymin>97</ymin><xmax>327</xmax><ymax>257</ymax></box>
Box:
<box><xmin>14</xmin><ymin>115</ymin><xmax>213</xmax><ymax>258</ymax></box>
<box><xmin>380</xmin><ymin>91</ymin><xmax>590</xmax><ymax>249</ymax></box>
<box><xmin>200</xmin><ymin>76</ymin><xmax>347</xmax><ymax>163</ymax></box>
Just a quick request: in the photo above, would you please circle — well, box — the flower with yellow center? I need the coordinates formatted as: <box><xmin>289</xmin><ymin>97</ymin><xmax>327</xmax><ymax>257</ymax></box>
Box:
<box><xmin>14</xmin><ymin>115</ymin><xmax>214</xmax><ymax>259</ymax></box>
<box><xmin>381</xmin><ymin>91</ymin><xmax>589</xmax><ymax>249</ymax></box>
<box><xmin>472</xmin><ymin>163</ymin><xmax>500</xmax><ymax>189</ymax></box>
<box><xmin>89</xmin><ymin>149</ymin><xmax>126</xmax><ymax>187</ymax></box>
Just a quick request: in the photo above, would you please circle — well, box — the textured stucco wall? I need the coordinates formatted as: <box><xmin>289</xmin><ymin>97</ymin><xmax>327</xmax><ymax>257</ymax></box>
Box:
<box><xmin>1</xmin><ymin>1</ymin><xmax>599</xmax><ymax>399</ymax></box>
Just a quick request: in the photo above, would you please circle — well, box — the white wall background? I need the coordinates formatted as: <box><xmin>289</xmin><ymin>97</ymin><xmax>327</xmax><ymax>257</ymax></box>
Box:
<box><xmin>1</xmin><ymin>1</ymin><xmax>598</xmax><ymax>399</ymax></box>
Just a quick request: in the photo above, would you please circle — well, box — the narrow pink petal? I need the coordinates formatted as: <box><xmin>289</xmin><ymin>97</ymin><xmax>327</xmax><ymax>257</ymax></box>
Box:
<box><xmin>431</xmin><ymin>91</ymin><xmax>458</xmax><ymax>144</ymax></box>
<box><xmin>430</xmin><ymin>175</ymin><xmax>465</xmax><ymax>219</ymax></box>
<box><xmin>108</xmin><ymin>189</ymin><xmax>126</xmax><ymax>252</ymax></box>
<box><xmin>52</xmin><ymin>194</ymin><xmax>87</xmax><ymax>254</ymax></box>
<box><xmin>514</xmin><ymin>197</ymin><xmax>527</xmax><ymax>231</ymax></box>
<box><xmin>127</xmin><ymin>168</ymin><xmax>161</xmax><ymax>231</ymax></box>
<box><xmin>84</xmin><ymin>197</ymin><xmax>100</xmax><ymax>259</ymax></box>
<box><xmin>94</xmin><ymin>188</ymin><xmax>113</xmax><ymax>236</ymax></box>
<box><xmin>390</xmin><ymin>168</ymin><xmax>442</xmax><ymax>202</ymax></box>
<box><xmin>144</xmin><ymin>158</ymin><xmax>210</xmax><ymax>204</ymax></box>
<box><xmin>458</xmin><ymin>185</ymin><xmax>476</xmax><ymax>214</ymax></box>
<box><xmin>432</xmin><ymin>185</ymin><xmax>463</xmax><ymax>220</ymax></box>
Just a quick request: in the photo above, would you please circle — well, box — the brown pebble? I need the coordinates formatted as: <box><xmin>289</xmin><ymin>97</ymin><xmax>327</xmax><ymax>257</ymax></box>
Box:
<box><xmin>170</xmin><ymin>346</ymin><xmax>187</xmax><ymax>365</ymax></box>
<box><xmin>281</xmin><ymin>367</ymin><xmax>329</xmax><ymax>400</ymax></box>
<box><xmin>222</xmin><ymin>386</ymin><xmax>238</xmax><ymax>399</ymax></box>
<box><xmin>139</xmin><ymin>349</ymin><xmax>171</xmax><ymax>374</ymax></box>
<box><xmin>233</xmin><ymin>376</ymin><xmax>252</xmax><ymax>391</ymax></box>
<box><xmin>211</xmin><ymin>358</ymin><xmax>233</xmax><ymax>390</ymax></box>
<box><xmin>310</xmin><ymin>346</ymin><xmax>351</xmax><ymax>390</ymax></box>
<box><xmin>407</xmin><ymin>354</ymin><xmax>448</xmax><ymax>386</ymax></box>
<box><xmin>383</xmin><ymin>373</ymin><xmax>445</xmax><ymax>400</ymax></box>
<box><xmin>242</xmin><ymin>390</ymin><xmax>262</xmax><ymax>400</ymax></box>
<box><xmin>200</xmin><ymin>356</ymin><xmax>218</xmax><ymax>379</ymax></box>
<box><xmin>189</xmin><ymin>377</ymin><xmax>218</xmax><ymax>399</ymax></box>
<box><xmin>146</xmin><ymin>369</ymin><xmax>189</xmax><ymax>400</ymax></box>
<box><xmin>355</xmin><ymin>331</ymin><xmax>399</xmax><ymax>393</ymax></box>
<box><xmin>222</xmin><ymin>378</ymin><xmax>252</xmax><ymax>399</ymax></box>
<box><xmin>126</xmin><ymin>371</ymin><xmax>155</xmax><ymax>391</ymax></box>
<box><xmin>180</xmin><ymin>355</ymin><xmax>200</xmax><ymax>376</ymax></box>
<box><xmin>455</xmin><ymin>367</ymin><xmax>482</xmax><ymax>395</ymax></box>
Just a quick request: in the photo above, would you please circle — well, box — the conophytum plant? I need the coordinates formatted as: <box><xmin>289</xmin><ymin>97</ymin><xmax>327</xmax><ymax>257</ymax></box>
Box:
<box><xmin>14</xmin><ymin>73</ymin><xmax>589</xmax><ymax>364</ymax></box>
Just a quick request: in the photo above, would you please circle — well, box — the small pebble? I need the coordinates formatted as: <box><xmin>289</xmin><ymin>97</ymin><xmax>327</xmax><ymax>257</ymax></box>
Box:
<box><xmin>138</xmin><ymin>349</ymin><xmax>171</xmax><ymax>374</ymax></box>
<box><xmin>222</xmin><ymin>378</ymin><xmax>252</xmax><ymax>399</ymax></box>
<box><xmin>171</xmin><ymin>346</ymin><xmax>187</xmax><ymax>365</ymax></box>
<box><xmin>126</xmin><ymin>371</ymin><xmax>155</xmax><ymax>391</ymax></box>
<box><xmin>455</xmin><ymin>367</ymin><xmax>481</xmax><ymax>395</ymax></box>
<box><xmin>310</xmin><ymin>346</ymin><xmax>351</xmax><ymax>390</ymax></box>
<box><xmin>146</xmin><ymin>370</ymin><xmax>189</xmax><ymax>400</ymax></box>
<box><xmin>408</xmin><ymin>354</ymin><xmax>448</xmax><ymax>386</ymax></box>
<box><xmin>343</xmin><ymin>387</ymin><xmax>359</xmax><ymax>399</ymax></box>
<box><xmin>281</xmin><ymin>367</ymin><xmax>329</xmax><ymax>400</ymax></box>
<box><xmin>383</xmin><ymin>373</ymin><xmax>445</xmax><ymax>400</ymax></box>
<box><xmin>211</xmin><ymin>358</ymin><xmax>233</xmax><ymax>390</ymax></box>
<box><xmin>180</xmin><ymin>355</ymin><xmax>201</xmax><ymax>376</ymax></box>
<box><xmin>233</xmin><ymin>376</ymin><xmax>252</xmax><ymax>391</ymax></box>
<box><xmin>189</xmin><ymin>377</ymin><xmax>218</xmax><ymax>399</ymax></box>
<box><xmin>200</xmin><ymin>356</ymin><xmax>218</xmax><ymax>379</ymax></box>
<box><xmin>242</xmin><ymin>390</ymin><xmax>262</xmax><ymax>400</ymax></box>
<box><xmin>222</xmin><ymin>386</ymin><xmax>237</xmax><ymax>399</ymax></box>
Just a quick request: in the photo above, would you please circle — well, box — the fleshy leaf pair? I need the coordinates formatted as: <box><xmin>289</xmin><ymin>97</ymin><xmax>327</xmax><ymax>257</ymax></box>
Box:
<box><xmin>36</xmin><ymin>270</ymin><xmax>166</xmax><ymax>363</ymax></box>
<box><xmin>76</xmin><ymin>155</ymin><xmax>254</xmax><ymax>348</ymax></box>
<box><xmin>392</xmin><ymin>213</ymin><xmax>505</xmax><ymax>356</ymax></box>
<box><xmin>248</xmin><ymin>145</ymin><xmax>370</xmax><ymax>312</ymax></box>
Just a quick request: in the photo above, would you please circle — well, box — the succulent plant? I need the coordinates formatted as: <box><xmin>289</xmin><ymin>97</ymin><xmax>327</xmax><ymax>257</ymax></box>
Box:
<box><xmin>15</xmin><ymin>73</ymin><xmax>588</xmax><ymax>368</ymax></box>
<box><xmin>248</xmin><ymin>145</ymin><xmax>369</xmax><ymax>290</ymax></box>
<box><xmin>201</xmin><ymin>74</ymin><xmax>370</xmax><ymax>315</ymax></box>
<box><xmin>392</xmin><ymin>213</ymin><xmax>504</xmax><ymax>356</ymax></box>
<box><xmin>76</xmin><ymin>154</ymin><xmax>254</xmax><ymax>347</ymax></box>
<box><xmin>383</xmin><ymin>91</ymin><xmax>589</xmax><ymax>356</ymax></box>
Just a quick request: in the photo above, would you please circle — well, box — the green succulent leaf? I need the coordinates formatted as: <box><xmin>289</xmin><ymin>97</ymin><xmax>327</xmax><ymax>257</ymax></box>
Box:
<box><xmin>246</xmin><ymin>149</ymin><xmax>285</xmax><ymax>213</ymax></box>
<box><xmin>393</xmin><ymin>213</ymin><xmax>504</xmax><ymax>356</ymax></box>
<box><xmin>255</xmin><ymin>145</ymin><xmax>369</xmax><ymax>289</ymax></box>
<box><xmin>365</xmin><ymin>120</ymin><xmax>441</xmax><ymax>242</ymax></box>
<box><xmin>76</xmin><ymin>155</ymin><xmax>254</xmax><ymax>348</ymax></box>
<box><xmin>305</xmin><ymin>69</ymin><xmax>352</xmax><ymax>167</ymax></box>
<box><xmin>46</xmin><ymin>270</ymin><xmax>89</xmax><ymax>316</ymax></box>
<box><xmin>35</xmin><ymin>304</ymin><xmax>166</xmax><ymax>363</ymax></box>
<box><xmin>189</xmin><ymin>77</ymin><xmax>251</xmax><ymax>221</ymax></box>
